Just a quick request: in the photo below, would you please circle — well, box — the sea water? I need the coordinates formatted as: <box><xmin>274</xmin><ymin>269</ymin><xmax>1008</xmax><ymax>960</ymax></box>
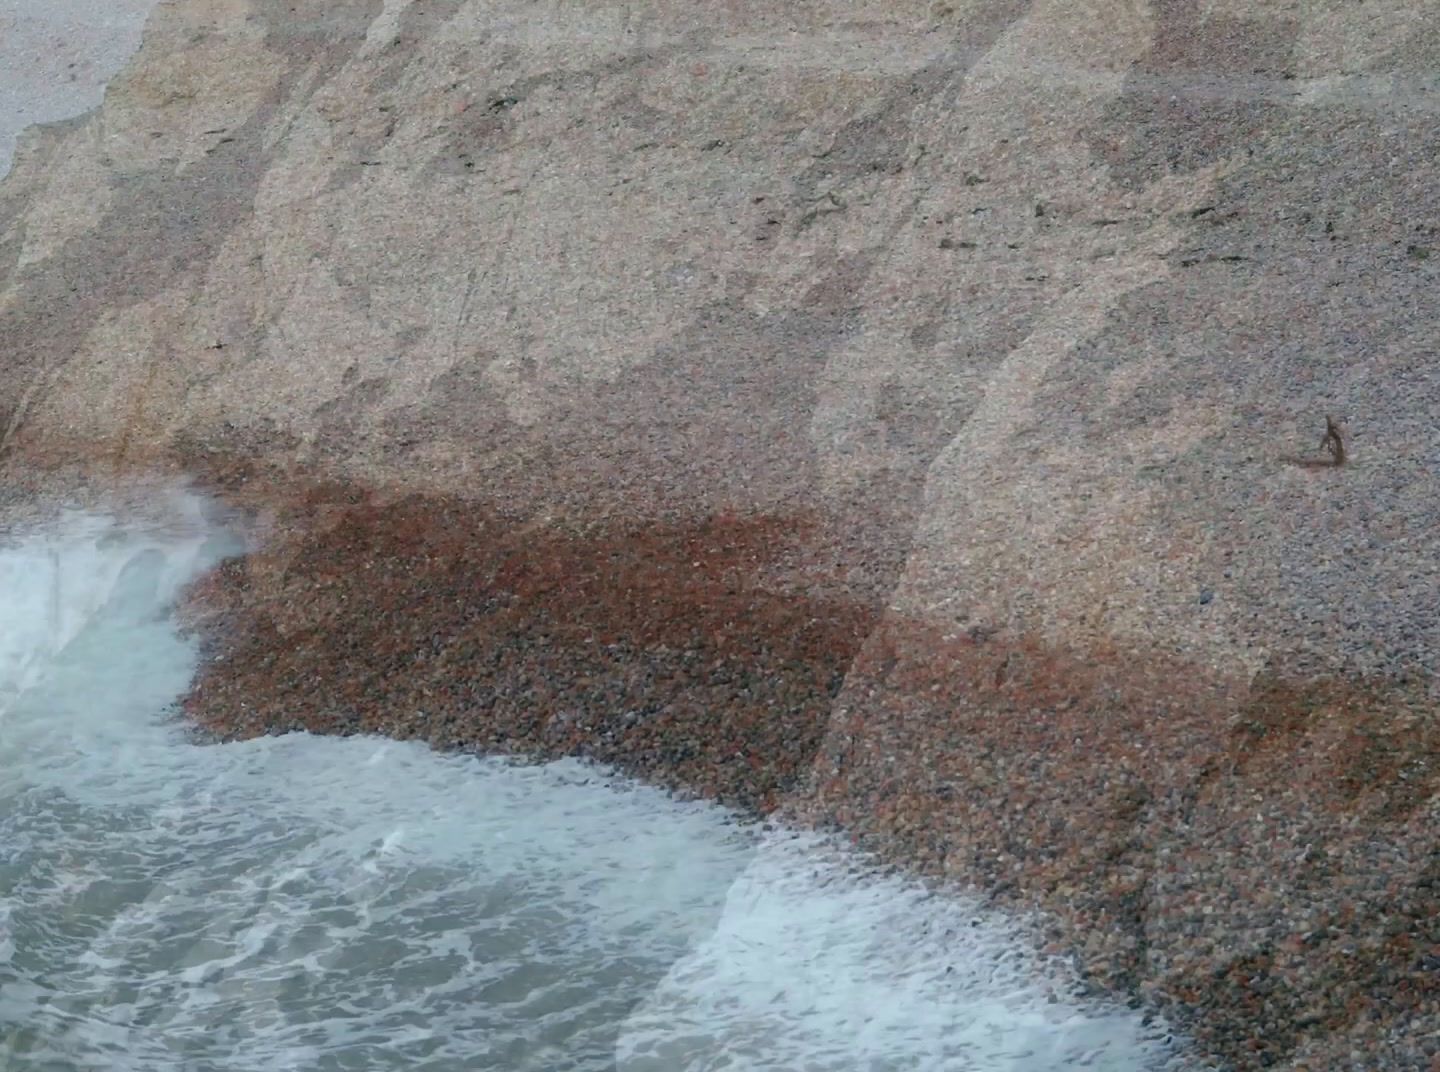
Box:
<box><xmin>0</xmin><ymin>492</ymin><xmax>1185</xmax><ymax>1071</ymax></box>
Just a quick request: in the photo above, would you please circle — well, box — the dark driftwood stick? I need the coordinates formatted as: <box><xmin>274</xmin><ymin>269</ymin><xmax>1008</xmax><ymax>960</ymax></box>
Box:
<box><xmin>1321</xmin><ymin>415</ymin><xmax>1346</xmax><ymax>467</ymax></box>
<box><xmin>1282</xmin><ymin>415</ymin><xmax>1347</xmax><ymax>469</ymax></box>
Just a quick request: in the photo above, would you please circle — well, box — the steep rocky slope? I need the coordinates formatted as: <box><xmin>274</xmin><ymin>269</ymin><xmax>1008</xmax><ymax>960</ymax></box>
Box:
<box><xmin>2</xmin><ymin>1</ymin><xmax>1438</xmax><ymax>1068</ymax></box>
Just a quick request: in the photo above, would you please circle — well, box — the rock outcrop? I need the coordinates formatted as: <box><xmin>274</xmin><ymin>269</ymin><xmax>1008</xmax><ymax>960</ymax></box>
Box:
<box><xmin>3</xmin><ymin>1</ymin><xmax>1438</xmax><ymax>1068</ymax></box>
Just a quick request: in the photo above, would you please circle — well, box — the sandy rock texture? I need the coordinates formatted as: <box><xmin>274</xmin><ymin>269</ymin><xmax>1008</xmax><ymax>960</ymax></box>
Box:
<box><xmin>2</xmin><ymin>1</ymin><xmax>1438</xmax><ymax>1068</ymax></box>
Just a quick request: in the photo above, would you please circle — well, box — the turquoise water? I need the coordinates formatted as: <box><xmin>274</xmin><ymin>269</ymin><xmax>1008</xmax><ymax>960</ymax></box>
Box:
<box><xmin>0</xmin><ymin>492</ymin><xmax>1184</xmax><ymax>1070</ymax></box>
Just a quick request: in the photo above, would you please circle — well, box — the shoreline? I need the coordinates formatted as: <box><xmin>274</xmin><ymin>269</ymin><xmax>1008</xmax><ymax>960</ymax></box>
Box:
<box><xmin>1</xmin><ymin>0</ymin><xmax>1436</xmax><ymax>1064</ymax></box>
<box><xmin>0</xmin><ymin>498</ymin><xmax>1185</xmax><ymax>1071</ymax></box>
<box><xmin>7</xmin><ymin>452</ymin><xmax>1426</xmax><ymax>1071</ymax></box>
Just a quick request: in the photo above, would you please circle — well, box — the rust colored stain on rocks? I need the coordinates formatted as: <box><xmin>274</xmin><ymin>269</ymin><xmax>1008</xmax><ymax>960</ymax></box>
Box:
<box><xmin>179</xmin><ymin>478</ymin><xmax>882</xmax><ymax>813</ymax></box>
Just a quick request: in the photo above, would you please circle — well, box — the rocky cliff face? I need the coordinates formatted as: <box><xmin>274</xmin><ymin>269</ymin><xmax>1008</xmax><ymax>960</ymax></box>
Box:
<box><xmin>3</xmin><ymin>1</ymin><xmax>1438</xmax><ymax>1067</ymax></box>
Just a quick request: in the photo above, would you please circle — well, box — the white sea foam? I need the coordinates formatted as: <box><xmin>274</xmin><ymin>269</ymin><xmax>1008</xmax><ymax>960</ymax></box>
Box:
<box><xmin>0</xmin><ymin>493</ymin><xmax>1187</xmax><ymax>1070</ymax></box>
<box><xmin>618</xmin><ymin>829</ymin><xmax>1180</xmax><ymax>1071</ymax></box>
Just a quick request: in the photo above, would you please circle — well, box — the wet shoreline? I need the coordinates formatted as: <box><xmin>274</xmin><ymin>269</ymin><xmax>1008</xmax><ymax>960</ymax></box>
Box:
<box><xmin>24</xmin><ymin>453</ymin><xmax>1409</xmax><ymax>1072</ymax></box>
